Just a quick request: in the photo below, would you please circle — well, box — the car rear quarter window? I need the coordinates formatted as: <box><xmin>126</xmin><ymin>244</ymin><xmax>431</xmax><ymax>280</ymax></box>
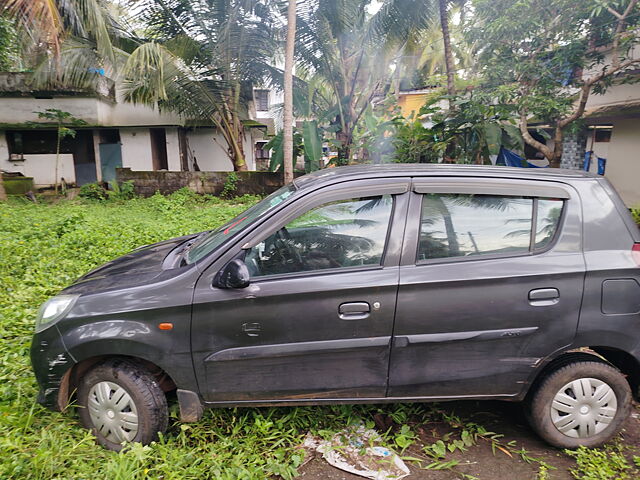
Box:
<box><xmin>535</xmin><ymin>198</ymin><xmax>564</xmax><ymax>249</ymax></box>
<box><xmin>417</xmin><ymin>194</ymin><xmax>564</xmax><ymax>262</ymax></box>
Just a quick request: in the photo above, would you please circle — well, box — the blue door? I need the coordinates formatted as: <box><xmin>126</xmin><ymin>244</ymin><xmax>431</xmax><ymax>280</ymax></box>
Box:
<box><xmin>99</xmin><ymin>143</ymin><xmax>123</xmax><ymax>184</ymax></box>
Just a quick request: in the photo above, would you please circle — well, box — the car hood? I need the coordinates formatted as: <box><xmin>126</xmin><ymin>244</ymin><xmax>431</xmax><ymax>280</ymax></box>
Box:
<box><xmin>62</xmin><ymin>233</ymin><xmax>198</xmax><ymax>295</ymax></box>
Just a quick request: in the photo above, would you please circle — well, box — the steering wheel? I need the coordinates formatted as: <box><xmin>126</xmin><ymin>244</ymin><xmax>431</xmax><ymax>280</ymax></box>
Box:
<box><xmin>274</xmin><ymin>227</ymin><xmax>305</xmax><ymax>269</ymax></box>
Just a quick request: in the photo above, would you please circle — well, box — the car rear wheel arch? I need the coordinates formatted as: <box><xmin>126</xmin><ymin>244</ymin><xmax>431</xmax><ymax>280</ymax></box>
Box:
<box><xmin>527</xmin><ymin>348</ymin><xmax>640</xmax><ymax>402</ymax></box>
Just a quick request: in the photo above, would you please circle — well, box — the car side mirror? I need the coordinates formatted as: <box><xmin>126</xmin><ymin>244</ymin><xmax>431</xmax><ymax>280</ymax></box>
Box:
<box><xmin>213</xmin><ymin>259</ymin><xmax>251</xmax><ymax>289</ymax></box>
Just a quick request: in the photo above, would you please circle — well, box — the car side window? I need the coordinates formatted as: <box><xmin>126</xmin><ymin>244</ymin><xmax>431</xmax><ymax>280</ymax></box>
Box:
<box><xmin>245</xmin><ymin>195</ymin><xmax>394</xmax><ymax>278</ymax></box>
<box><xmin>418</xmin><ymin>194</ymin><xmax>564</xmax><ymax>262</ymax></box>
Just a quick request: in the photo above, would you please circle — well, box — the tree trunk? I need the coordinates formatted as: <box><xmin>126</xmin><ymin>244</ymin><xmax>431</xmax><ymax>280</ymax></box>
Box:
<box><xmin>283</xmin><ymin>0</ymin><xmax>297</xmax><ymax>184</ymax></box>
<box><xmin>439</xmin><ymin>0</ymin><xmax>456</xmax><ymax>96</ymax></box>
<box><xmin>550</xmin><ymin>125</ymin><xmax>564</xmax><ymax>168</ymax></box>
<box><xmin>0</xmin><ymin>174</ymin><xmax>6</xmax><ymax>201</ymax></box>
<box><xmin>55</xmin><ymin>129</ymin><xmax>61</xmax><ymax>194</ymax></box>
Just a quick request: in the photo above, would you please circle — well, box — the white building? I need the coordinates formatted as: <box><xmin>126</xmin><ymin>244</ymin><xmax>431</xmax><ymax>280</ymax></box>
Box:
<box><xmin>0</xmin><ymin>73</ymin><xmax>274</xmax><ymax>187</ymax></box>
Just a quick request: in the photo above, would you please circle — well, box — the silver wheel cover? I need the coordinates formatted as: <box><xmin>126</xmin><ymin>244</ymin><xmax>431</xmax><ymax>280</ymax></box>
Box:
<box><xmin>87</xmin><ymin>381</ymin><xmax>139</xmax><ymax>444</ymax></box>
<box><xmin>550</xmin><ymin>377</ymin><xmax>617</xmax><ymax>439</ymax></box>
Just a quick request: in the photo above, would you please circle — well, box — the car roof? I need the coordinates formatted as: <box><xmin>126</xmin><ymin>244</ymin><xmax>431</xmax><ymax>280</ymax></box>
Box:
<box><xmin>293</xmin><ymin>164</ymin><xmax>597</xmax><ymax>190</ymax></box>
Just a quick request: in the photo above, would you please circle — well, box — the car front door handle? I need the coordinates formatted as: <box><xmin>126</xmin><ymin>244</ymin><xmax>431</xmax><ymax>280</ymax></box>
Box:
<box><xmin>338</xmin><ymin>302</ymin><xmax>371</xmax><ymax>320</ymax></box>
<box><xmin>242</xmin><ymin>322</ymin><xmax>261</xmax><ymax>337</ymax></box>
<box><xmin>528</xmin><ymin>288</ymin><xmax>560</xmax><ymax>306</ymax></box>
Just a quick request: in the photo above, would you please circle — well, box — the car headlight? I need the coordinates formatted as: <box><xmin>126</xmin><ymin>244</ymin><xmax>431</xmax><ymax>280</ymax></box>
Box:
<box><xmin>35</xmin><ymin>295</ymin><xmax>80</xmax><ymax>333</ymax></box>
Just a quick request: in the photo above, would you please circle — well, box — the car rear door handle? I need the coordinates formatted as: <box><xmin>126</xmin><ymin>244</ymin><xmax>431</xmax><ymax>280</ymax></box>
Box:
<box><xmin>529</xmin><ymin>288</ymin><xmax>560</xmax><ymax>306</ymax></box>
<box><xmin>338</xmin><ymin>302</ymin><xmax>371</xmax><ymax>320</ymax></box>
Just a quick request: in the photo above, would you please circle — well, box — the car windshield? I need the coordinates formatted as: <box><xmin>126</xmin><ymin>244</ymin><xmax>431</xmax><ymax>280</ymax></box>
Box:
<box><xmin>185</xmin><ymin>184</ymin><xmax>296</xmax><ymax>264</ymax></box>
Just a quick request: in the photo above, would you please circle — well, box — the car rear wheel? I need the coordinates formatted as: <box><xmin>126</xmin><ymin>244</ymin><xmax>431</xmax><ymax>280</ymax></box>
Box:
<box><xmin>527</xmin><ymin>361</ymin><xmax>632</xmax><ymax>448</ymax></box>
<box><xmin>77</xmin><ymin>359</ymin><xmax>168</xmax><ymax>450</ymax></box>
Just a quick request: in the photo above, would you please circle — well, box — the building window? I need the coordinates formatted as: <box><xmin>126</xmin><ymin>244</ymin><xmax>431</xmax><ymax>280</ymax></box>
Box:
<box><xmin>255</xmin><ymin>142</ymin><xmax>269</xmax><ymax>160</ymax></box>
<box><xmin>254</xmin><ymin>89</ymin><xmax>270</xmax><ymax>111</ymax></box>
<box><xmin>6</xmin><ymin>130</ymin><xmax>74</xmax><ymax>155</ymax></box>
<box><xmin>594</xmin><ymin>129</ymin><xmax>612</xmax><ymax>143</ymax></box>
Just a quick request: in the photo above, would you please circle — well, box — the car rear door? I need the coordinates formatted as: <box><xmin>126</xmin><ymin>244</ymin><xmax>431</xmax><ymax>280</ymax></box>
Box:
<box><xmin>387</xmin><ymin>177</ymin><xmax>586</xmax><ymax>398</ymax></box>
<box><xmin>191</xmin><ymin>178</ymin><xmax>410</xmax><ymax>403</ymax></box>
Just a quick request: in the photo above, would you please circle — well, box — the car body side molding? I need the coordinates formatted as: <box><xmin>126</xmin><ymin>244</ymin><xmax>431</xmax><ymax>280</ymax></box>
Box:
<box><xmin>392</xmin><ymin>327</ymin><xmax>539</xmax><ymax>348</ymax></box>
<box><xmin>205</xmin><ymin>336</ymin><xmax>391</xmax><ymax>362</ymax></box>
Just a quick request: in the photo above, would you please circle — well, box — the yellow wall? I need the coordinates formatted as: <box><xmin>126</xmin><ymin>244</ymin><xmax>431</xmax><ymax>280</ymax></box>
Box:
<box><xmin>398</xmin><ymin>93</ymin><xmax>429</xmax><ymax>118</ymax></box>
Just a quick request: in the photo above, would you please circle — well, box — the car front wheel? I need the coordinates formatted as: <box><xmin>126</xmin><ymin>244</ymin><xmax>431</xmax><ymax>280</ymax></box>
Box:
<box><xmin>527</xmin><ymin>360</ymin><xmax>632</xmax><ymax>448</ymax></box>
<box><xmin>77</xmin><ymin>358</ymin><xmax>169</xmax><ymax>450</ymax></box>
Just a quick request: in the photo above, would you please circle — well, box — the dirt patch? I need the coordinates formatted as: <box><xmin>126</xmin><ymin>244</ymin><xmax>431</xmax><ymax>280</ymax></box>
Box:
<box><xmin>299</xmin><ymin>401</ymin><xmax>640</xmax><ymax>480</ymax></box>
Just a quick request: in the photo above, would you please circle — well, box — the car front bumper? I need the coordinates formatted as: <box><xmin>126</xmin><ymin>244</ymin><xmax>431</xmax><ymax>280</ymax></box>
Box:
<box><xmin>30</xmin><ymin>325</ymin><xmax>74</xmax><ymax>410</ymax></box>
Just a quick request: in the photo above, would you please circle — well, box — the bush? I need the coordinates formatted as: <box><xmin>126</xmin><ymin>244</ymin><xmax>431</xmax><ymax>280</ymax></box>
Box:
<box><xmin>78</xmin><ymin>182</ymin><xmax>106</xmax><ymax>201</ymax></box>
<box><xmin>631</xmin><ymin>207</ymin><xmax>640</xmax><ymax>226</ymax></box>
<box><xmin>221</xmin><ymin>172</ymin><xmax>239</xmax><ymax>198</ymax></box>
<box><xmin>107</xmin><ymin>180</ymin><xmax>136</xmax><ymax>201</ymax></box>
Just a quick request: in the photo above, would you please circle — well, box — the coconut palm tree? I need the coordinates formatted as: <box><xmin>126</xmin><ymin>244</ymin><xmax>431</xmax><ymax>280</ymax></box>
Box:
<box><xmin>283</xmin><ymin>0</ymin><xmax>297</xmax><ymax>183</ymax></box>
<box><xmin>293</xmin><ymin>0</ymin><xmax>434</xmax><ymax>162</ymax></box>
<box><xmin>438</xmin><ymin>0</ymin><xmax>455</xmax><ymax>95</ymax></box>
<box><xmin>2</xmin><ymin>0</ymin><xmax>281</xmax><ymax>171</ymax></box>
<box><xmin>119</xmin><ymin>0</ymin><xmax>282</xmax><ymax>171</ymax></box>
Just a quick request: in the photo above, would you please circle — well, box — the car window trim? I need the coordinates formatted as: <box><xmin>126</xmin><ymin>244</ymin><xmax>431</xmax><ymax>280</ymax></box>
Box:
<box><xmin>246</xmin><ymin>193</ymin><xmax>398</xmax><ymax>279</ymax></box>
<box><xmin>412</xmin><ymin>179</ymin><xmax>571</xmax><ymax>199</ymax></box>
<box><xmin>247</xmin><ymin>263</ymin><xmax>386</xmax><ymax>283</ymax></box>
<box><xmin>240</xmin><ymin>181</ymin><xmax>408</xmax><ymax>250</ymax></box>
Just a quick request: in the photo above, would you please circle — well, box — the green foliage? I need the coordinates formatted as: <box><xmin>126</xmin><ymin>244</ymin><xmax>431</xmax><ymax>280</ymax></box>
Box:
<box><xmin>79</xmin><ymin>181</ymin><xmax>136</xmax><ymax>202</ymax></box>
<box><xmin>221</xmin><ymin>172</ymin><xmax>239</xmax><ymax>199</ymax></box>
<box><xmin>467</xmin><ymin>0</ymin><xmax>640</xmax><ymax>161</ymax></box>
<box><xmin>354</xmin><ymin>104</ymin><xmax>404</xmax><ymax>164</ymax></box>
<box><xmin>565</xmin><ymin>445</ymin><xmax>636</xmax><ymax>480</ymax></box>
<box><xmin>631</xmin><ymin>207</ymin><xmax>640</xmax><ymax>226</ymax></box>
<box><xmin>266</xmin><ymin>130</ymin><xmax>303</xmax><ymax>173</ymax></box>
<box><xmin>391</xmin><ymin>91</ymin><xmax>523</xmax><ymax>164</ymax></box>
<box><xmin>0</xmin><ymin>15</ymin><xmax>22</xmax><ymax>71</ymax></box>
<box><xmin>302</xmin><ymin>120</ymin><xmax>324</xmax><ymax>173</ymax></box>
<box><xmin>108</xmin><ymin>181</ymin><xmax>136</xmax><ymax>201</ymax></box>
<box><xmin>79</xmin><ymin>182</ymin><xmax>107</xmax><ymax>201</ymax></box>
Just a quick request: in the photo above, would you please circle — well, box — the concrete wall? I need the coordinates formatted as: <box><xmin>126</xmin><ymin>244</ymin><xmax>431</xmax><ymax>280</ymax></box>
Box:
<box><xmin>0</xmin><ymin>97</ymin><xmax>102</xmax><ymax>125</ymax></box>
<box><xmin>116</xmin><ymin>168</ymin><xmax>291</xmax><ymax>197</ymax></box>
<box><xmin>187</xmin><ymin>128</ymin><xmax>235</xmax><ymax>171</ymax></box>
<box><xmin>97</xmin><ymin>89</ymin><xmax>184</xmax><ymax>127</ymax></box>
<box><xmin>0</xmin><ymin>131</ymin><xmax>76</xmax><ymax>185</ymax></box>
<box><xmin>120</xmin><ymin>128</ymin><xmax>153</xmax><ymax>170</ymax></box>
<box><xmin>2</xmin><ymin>153</ymin><xmax>75</xmax><ymax>186</ymax></box>
<box><xmin>166</xmin><ymin>128</ymin><xmax>182</xmax><ymax>171</ymax></box>
<box><xmin>604</xmin><ymin>118</ymin><xmax>640</xmax><ymax>207</ymax></box>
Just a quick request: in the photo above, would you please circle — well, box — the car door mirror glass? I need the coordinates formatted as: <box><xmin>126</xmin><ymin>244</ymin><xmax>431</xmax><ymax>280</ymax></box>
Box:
<box><xmin>213</xmin><ymin>259</ymin><xmax>251</xmax><ymax>289</ymax></box>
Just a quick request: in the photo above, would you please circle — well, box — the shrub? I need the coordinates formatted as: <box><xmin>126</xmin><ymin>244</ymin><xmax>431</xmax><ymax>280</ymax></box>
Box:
<box><xmin>107</xmin><ymin>180</ymin><xmax>136</xmax><ymax>201</ymax></box>
<box><xmin>221</xmin><ymin>172</ymin><xmax>239</xmax><ymax>198</ymax></box>
<box><xmin>78</xmin><ymin>182</ymin><xmax>106</xmax><ymax>201</ymax></box>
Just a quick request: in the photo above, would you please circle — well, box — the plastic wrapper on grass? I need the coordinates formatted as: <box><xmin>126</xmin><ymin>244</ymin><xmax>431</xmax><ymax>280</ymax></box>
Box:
<box><xmin>302</xmin><ymin>425</ymin><xmax>410</xmax><ymax>480</ymax></box>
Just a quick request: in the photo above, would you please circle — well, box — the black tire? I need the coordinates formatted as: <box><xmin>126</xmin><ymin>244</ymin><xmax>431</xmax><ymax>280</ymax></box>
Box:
<box><xmin>77</xmin><ymin>358</ymin><xmax>168</xmax><ymax>451</ymax></box>
<box><xmin>527</xmin><ymin>361</ymin><xmax>632</xmax><ymax>449</ymax></box>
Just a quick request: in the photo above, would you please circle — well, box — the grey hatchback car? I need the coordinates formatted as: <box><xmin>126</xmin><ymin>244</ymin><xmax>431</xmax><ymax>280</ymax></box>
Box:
<box><xmin>31</xmin><ymin>164</ymin><xmax>640</xmax><ymax>450</ymax></box>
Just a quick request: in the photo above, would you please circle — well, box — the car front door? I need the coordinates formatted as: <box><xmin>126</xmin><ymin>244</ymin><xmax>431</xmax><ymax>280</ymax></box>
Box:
<box><xmin>192</xmin><ymin>179</ymin><xmax>410</xmax><ymax>403</ymax></box>
<box><xmin>388</xmin><ymin>178</ymin><xmax>586</xmax><ymax>398</ymax></box>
